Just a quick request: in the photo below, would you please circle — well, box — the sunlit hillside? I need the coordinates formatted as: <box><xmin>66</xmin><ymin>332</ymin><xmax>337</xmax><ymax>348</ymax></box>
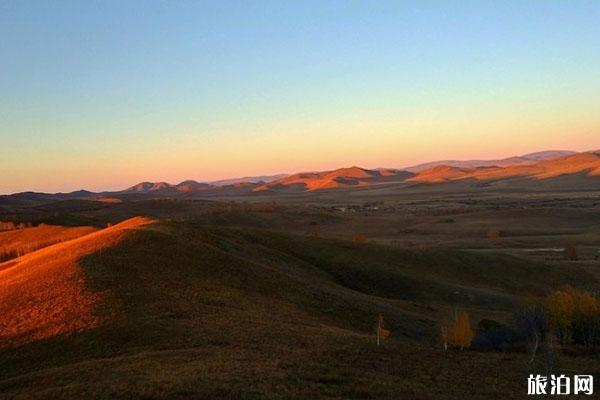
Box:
<box><xmin>0</xmin><ymin>217</ymin><xmax>152</xmax><ymax>347</ymax></box>
<box><xmin>0</xmin><ymin>223</ymin><xmax>97</xmax><ymax>263</ymax></box>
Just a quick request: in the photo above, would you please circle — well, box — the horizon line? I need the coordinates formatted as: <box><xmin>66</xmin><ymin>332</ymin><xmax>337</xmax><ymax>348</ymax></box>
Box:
<box><xmin>2</xmin><ymin>147</ymin><xmax>593</xmax><ymax>196</ymax></box>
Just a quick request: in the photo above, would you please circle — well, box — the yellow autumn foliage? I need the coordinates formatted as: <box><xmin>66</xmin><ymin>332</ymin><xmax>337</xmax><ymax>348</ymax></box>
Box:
<box><xmin>447</xmin><ymin>311</ymin><xmax>474</xmax><ymax>350</ymax></box>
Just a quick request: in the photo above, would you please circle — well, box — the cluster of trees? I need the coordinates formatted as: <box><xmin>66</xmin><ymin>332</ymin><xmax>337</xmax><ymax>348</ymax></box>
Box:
<box><xmin>453</xmin><ymin>287</ymin><xmax>600</xmax><ymax>375</ymax></box>
<box><xmin>441</xmin><ymin>311</ymin><xmax>475</xmax><ymax>350</ymax></box>
<box><xmin>440</xmin><ymin>287</ymin><xmax>600</xmax><ymax>362</ymax></box>
<box><xmin>0</xmin><ymin>221</ymin><xmax>31</xmax><ymax>231</ymax></box>
<box><xmin>0</xmin><ymin>221</ymin><xmax>33</xmax><ymax>262</ymax></box>
<box><xmin>518</xmin><ymin>287</ymin><xmax>600</xmax><ymax>349</ymax></box>
<box><xmin>0</xmin><ymin>249</ymin><xmax>19</xmax><ymax>263</ymax></box>
<box><xmin>0</xmin><ymin>244</ymin><xmax>40</xmax><ymax>263</ymax></box>
<box><xmin>510</xmin><ymin>287</ymin><xmax>600</xmax><ymax>372</ymax></box>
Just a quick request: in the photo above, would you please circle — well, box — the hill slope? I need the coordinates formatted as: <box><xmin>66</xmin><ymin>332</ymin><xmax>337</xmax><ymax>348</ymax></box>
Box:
<box><xmin>409</xmin><ymin>152</ymin><xmax>600</xmax><ymax>184</ymax></box>
<box><xmin>405</xmin><ymin>150</ymin><xmax>577</xmax><ymax>172</ymax></box>
<box><xmin>0</xmin><ymin>223</ymin><xmax>97</xmax><ymax>262</ymax></box>
<box><xmin>0</xmin><ymin>217</ymin><xmax>153</xmax><ymax>347</ymax></box>
<box><xmin>254</xmin><ymin>167</ymin><xmax>412</xmax><ymax>192</ymax></box>
<box><xmin>0</xmin><ymin>219</ymin><xmax>595</xmax><ymax>399</ymax></box>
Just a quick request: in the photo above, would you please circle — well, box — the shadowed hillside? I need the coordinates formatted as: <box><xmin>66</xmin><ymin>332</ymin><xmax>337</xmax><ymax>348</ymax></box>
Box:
<box><xmin>0</xmin><ymin>218</ymin><xmax>596</xmax><ymax>399</ymax></box>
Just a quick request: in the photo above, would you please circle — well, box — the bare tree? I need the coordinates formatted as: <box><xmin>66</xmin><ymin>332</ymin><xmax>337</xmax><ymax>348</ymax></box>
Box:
<box><xmin>514</xmin><ymin>303</ymin><xmax>548</xmax><ymax>365</ymax></box>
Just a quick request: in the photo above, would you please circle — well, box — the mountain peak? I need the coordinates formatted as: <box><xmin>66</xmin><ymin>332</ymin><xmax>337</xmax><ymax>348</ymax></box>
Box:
<box><xmin>326</xmin><ymin>166</ymin><xmax>375</xmax><ymax>179</ymax></box>
<box><xmin>126</xmin><ymin>182</ymin><xmax>173</xmax><ymax>193</ymax></box>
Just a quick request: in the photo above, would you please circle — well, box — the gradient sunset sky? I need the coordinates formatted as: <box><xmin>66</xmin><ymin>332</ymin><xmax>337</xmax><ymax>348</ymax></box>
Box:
<box><xmin>1</xmin><ymin>1</ymin><xmax>600</xmax><ymax>194</ymax></box>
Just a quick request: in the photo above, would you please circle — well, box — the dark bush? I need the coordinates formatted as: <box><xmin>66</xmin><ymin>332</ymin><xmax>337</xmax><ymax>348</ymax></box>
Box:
<box><xmin>473</xmin><ymin>319</ymin><xmax>514</xmax><ymax>352</ymax></box>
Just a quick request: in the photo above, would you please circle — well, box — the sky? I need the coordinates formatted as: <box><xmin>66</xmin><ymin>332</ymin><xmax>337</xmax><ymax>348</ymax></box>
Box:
<box><xmin>1</xmin><ymin>1</ymin><xmax>600</xmax><ymax>194</ymax></box>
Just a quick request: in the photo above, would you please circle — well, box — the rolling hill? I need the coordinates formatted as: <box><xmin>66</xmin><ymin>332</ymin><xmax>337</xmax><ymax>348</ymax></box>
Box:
<box><xmin>210</xmin><ymin>174</ymin><xmax>289</xmax><ymax>186</ymax></box>
<box><xmin>409</xmin><ymin>152</ymin><xmax>600</xmax><ymax>184</ymax></box>
<box><xmin>253</xmin><ymin>151</ymin><xmax>600</xmax><ymax>192</ymax></box>
<box><xmin>0</xmin><ymin>217</ymin><xmax>153</xmax><ymax>348</ymax></box>
<box><xmin>404</xmin><ymin>150</ymin><xmax>577</xmax><ymax>172</ymax></box>
<box><xmin>253</xmin><ymin>167</ymin><xmax>412</xmax><ymax>192</ymax></box>
<box><xmin>0</xmin><ymin>216</ymin><xmax>595</xmax><ymax>398</ymax></box>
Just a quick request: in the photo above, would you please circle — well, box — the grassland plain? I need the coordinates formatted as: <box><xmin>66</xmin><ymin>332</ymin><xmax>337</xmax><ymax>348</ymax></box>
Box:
<box><xmin>0</xmin><ymin>215</ymin><xmax>598</xmax><ymax>399</ymax></box>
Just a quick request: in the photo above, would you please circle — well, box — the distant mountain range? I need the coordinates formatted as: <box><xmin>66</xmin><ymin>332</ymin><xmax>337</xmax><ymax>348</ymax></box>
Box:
<box><xmin>3</xmin><ymin>150</ymin><xmax>600</xmax><ymax>205</ymax></box>
<box><xmin>121</xmin><ymin>174</ymin><xmax>288</xmax><ymax>194</ymax></box>
<box><xmin>210</xmin><ymin>174</ymin><xmax>289</xmax><ymax>187</ymax></box>
<box><xmin>404</xmin><ymin>150</ymin><xmax>577</xmax><ymax>172</ymax></box>
<box><xmin>407</xmin><ymin>151</ymin><xmax>600</xmax><ymax>183</ymax></box>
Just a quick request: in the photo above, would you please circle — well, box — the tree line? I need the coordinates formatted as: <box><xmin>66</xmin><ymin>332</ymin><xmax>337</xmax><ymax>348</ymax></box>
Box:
<box><xmin>0</xmin><ymin>221</ymin><xmax>32</xmax><ymax>231</ymax></box>
<box><xmin>440</xmin><ymin>287</ymin><xmax>600</xmax><ymax>371</ymax></box>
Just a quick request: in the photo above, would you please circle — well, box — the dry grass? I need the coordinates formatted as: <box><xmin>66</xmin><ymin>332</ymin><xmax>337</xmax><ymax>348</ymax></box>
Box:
<box><xmin>0</xmin><ymin>217</ymin><xmax>153</xmax><ymax>347</ymax></box>
<box><xmin>0</xmin><ymin>224</ymin><xmax>97</xmax><ymax>262</ymax></box>
<box><xmin>0</xmin><ymin>210</ymin><xmax>598</xmax><ymax>399</ymax></box>
<box><xmin>408</xmin><ymin>152</ymin><xmax>600</xmax><ymax>183</ymax></box>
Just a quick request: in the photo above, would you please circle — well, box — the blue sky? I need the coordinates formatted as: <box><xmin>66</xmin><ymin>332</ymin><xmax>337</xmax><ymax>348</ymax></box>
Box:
<box><xmin>1</xmin><ymin>1</ymin><xmax>599</xmax><ymax>193</ymax></box>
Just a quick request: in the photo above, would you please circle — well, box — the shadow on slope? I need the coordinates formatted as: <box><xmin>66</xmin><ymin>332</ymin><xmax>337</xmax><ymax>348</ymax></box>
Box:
<box><xmin>0</xmin><ymin>221</ymin><xmax>595</xmax><ymax>399</ymax></box>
